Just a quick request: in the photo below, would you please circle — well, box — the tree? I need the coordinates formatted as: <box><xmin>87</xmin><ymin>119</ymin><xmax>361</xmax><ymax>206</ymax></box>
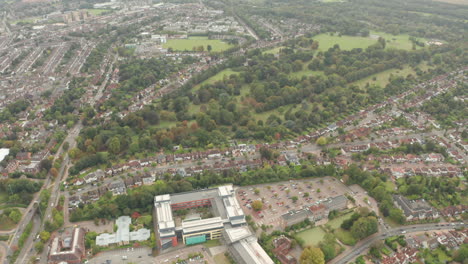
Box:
<box><xmin>9</xmin><ymin>210</ymin><xmax>21</xmax><ymax>223</ymax></box>
<box><xmin>40</xmin><ymin>159</ymin><xmax>52</xmax><ymax>171</ymax></box>
<box><xmin>207</xmin><ymin>45</ymin><xmax>212</xmax><ymax>52</ymax></box>
<box><xmin>40</xmin><ymin>231</ymin><xmax>50</xmax><ymax>242</ymax></box>
<box><xmin>453</xmin><ymin>244</ymin><xmax>468</xmax><ymax>263</ymax></box>
<box><xmin>300</xmin><ymin>246</ymin><xmax>325</xmax><ymax>264</ymax></box>
<box><xmin>35</xmin><ymin>241</ymin><xmax>44</xmax><ymax>252</ymax></box>
<box><xmin>252</xmin><ymin>200</ymin><xmax>263</xmax><ymax>211</ymax></box>
<box><xmin>50</xmin><ymin>167</ymin><xmax>58</xmax><ymax>178</ymax></box>
<box><xmin>292</xmin><ymin>196</ymin><xmax>298</xmax><ymax>203</ymax></box>
<box><xmin>254</xmin><ymin>188</ymin><xmax>260</xmax><ymax>195</ymax></box>
<box><xmin>108</xmin><ymin>137</ymin><xmax>121</xmax><ymax>155</ymax></box>
<box><xmin>316</xmin><ymin>137</ymin><xmax>328</xmax><ymax>146</ymax></box>
<box><xmin>350</xmin><ymin>216</ymin><xmax>378</xmax><ymax>240</ymax></box>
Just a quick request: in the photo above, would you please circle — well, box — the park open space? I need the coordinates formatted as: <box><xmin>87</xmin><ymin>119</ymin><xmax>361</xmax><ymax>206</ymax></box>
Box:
<box><xmin>163</xmin><ymin>36</ymin><xmax>233</xmax><ymax>52</ymax></box>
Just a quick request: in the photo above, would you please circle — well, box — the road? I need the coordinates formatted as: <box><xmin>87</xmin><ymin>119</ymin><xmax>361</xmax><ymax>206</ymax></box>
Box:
<box><xmin>16</xmin><ymin>215</ymin><xmax>41</xmax><ymax>264</ymax></box>
<box><xmin>35</xmin><ymin>53</ymin><xmax>117</xmax><ymax>264</ymax></box>
<box><xmin>330</xmin><ymin>222</ymin><xmax>468</xmax><ymax>264</ymax></box>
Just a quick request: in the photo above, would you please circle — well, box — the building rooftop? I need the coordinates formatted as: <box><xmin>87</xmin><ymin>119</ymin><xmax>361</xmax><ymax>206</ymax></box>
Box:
<box><xmin>181</xmin><ymin>217</ymin><xmax>224</xmax><ymax>235</ymax></box>
<box><xmin>226</xmin><ymin>227</ymin><xmax>274</xmax><ymax>264</ymax></box>
<box><xmin>96</xmin><ymin>216</ymin><xmax>150</xmax><ymax>246</ymax></box>
<box><xmin>0</xmin><ymin>148</ymin><xmax>9</xmax><ymax>162</ymax></box>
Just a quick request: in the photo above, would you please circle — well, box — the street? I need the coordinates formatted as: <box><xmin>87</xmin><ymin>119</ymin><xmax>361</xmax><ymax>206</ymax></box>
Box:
<box><xmin>330</xmin><ymin>222</ymin><xmax>468</xmax><ymax>264</ymax></box>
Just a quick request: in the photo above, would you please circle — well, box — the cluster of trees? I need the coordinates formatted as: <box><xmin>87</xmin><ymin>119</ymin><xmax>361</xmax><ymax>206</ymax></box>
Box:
<box><xmin>397</xmin><ymin>175</ymin><xmax>463</xmax><ymax>207</ymax></box>
<box><xmin>240</xmin><ymin>0</ymin><xmax>466</xmax><ymax>42</ymax></box>
<box><xmin>0</xmin><ymin>208</ymin><xmax>22</xmax><ymax>224</ymax></box>
<box><xmin>9</xmin><ymin>49</ymin><xmax>30</xmax><ymax>70</ymax></box>
<box><xmin>102</xmin><ymin>57</ymin><xmax>184</xmax><ymax>111</ymax></box>
<box><xmin>0</xmin><ymin>99</ymin><xmax>30</xmax><ymax>122</ymax></box>
<box><xmin>0</xmin><ymin>179</ymin><xmax>42</xmax><ymax>206</ymax></box>
<box><xmin>341</xmin><ymin>208</ymin><xmax>379</xmax><ymax>240</ymax></box>
<box><xmin>353</xmin><ymin>140</ymin><xmax>449</xmax><ymax>161</ymax></box>
<box><xmin>81</xmin><ymin>42</ymin><xmax>110</xmax><ymax>73</ymax></box>
<box><xmin>344</xmin><ymin>164</ymin><xmax>406</xmax><ymax>224</ymax></box>
<box><xmin>31</xmin><ymin>47</ymin><xmax>52</xmax><ymax>69</ymax></box>
<box><xmin>58</xmin><ymin>42</ymin><xmax>81</xmax><ymax>68</ymax></box>
<box><xmin>318</xmin><ymin>233</ymin><xmax>340</xmax><ymax>262</ymax></box>
<box><xmin>421</xmin><ymin>85</ymin><xmax>468</xmax><ymax>128</ymax></box>
<box><xmin>43</xmin><ymin>77</ymin><xmax>87</xmax><ymax>125</ymax></box>
<box><xmin>300</xmin><ymin>246</ymin><xmax>325</xmax><ymax>264</ymax></box>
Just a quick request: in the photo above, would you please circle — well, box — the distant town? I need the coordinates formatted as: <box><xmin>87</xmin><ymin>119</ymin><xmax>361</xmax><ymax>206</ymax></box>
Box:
<box><xmin>0</xmin><ymin>0</ymin><xmax>466</xmax><ymax>264</ymax></box>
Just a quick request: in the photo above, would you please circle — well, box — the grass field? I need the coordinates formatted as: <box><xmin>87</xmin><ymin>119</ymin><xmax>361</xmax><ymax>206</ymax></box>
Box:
<box><xmin>213</xmin><ymin>253</ymin><xmax>231</xmax><ymax>264</ymax></box>
<box><xmin>384</xmin><ymin>181</ymin><xmax>397</xmax><ymax>192</ymax></box>
<box><xmin>86</xmin><ymin>9</ymin><xmax>111</xmax><ymax>15</ymax></box>
<box><xmin>193</xmin><ymin>68</ymin><xmax>240</xmax><ymax>90</ymax></box>
<box><xmin>0</xmin><ymin>192</ymin><xmax>7</xmax><ymax>204</ymax></box>
<box><xmin>163</xmin><ymin>37</ymin><xmax>233</xmax><ymax>52</ymax></box>
<box><xmin>0</xmin><ymin>217</ymin><xmax>16</xmax><ymax>231</ymax></box>
<box><xmin>327</xmin><ymin>212</ymin><xmax>354</xmax><ymax>229</ymax></box>
<box><xmin>334</xmin><ymin>228</ymin><xmax>356</xmax><ymax>245</ymax></box>
<box><xmin>371</xmin><ymin>31</ymin><xmax>426</xmax><ymax>50</ymax></box>
<box><xmin>313</xmin><ymin>31</ymin><xmax>426</xmax><ymax>51</ymax></box>
<box><xmin>296</xmin><ymin>227</ymin><xmax>327</xmax><ymax>246</ymax></box>
<box><xmin>352</xmin><ymin>65</ymin><xmax>417</xmax><ymax>88</ymax></box>
<box><xmin>203</xmin><ymin>239</ymin><xmax>221</xmax><ymax>248</ymax></box>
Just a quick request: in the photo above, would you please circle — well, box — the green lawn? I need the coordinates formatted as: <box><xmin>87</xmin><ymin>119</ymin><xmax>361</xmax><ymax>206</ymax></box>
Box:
<box><xmin>334</xmin><ymin>228</ymin><xmax>356</xmax><ymax>245</ymax></box>
<box><xmin>384</xmin><ymin>181</ymin><xmax>396</xmax><ymax>192</ymax></box>
<box><xmin>313</xmin><ymin>31</ymin><xmax>426</xmax><ymax>51</ymax></box>
<box><xmin>313</xmin><ymin>34</ymin><xmax>378</xmax><ymax>51</ymax></box>
<box><xmin>163</xmin><ymin>37</ymin><xmax>233</xmax><ymax>52</ymax></box>
<box><xmin>86</xmin><ymin>9</ymin><xmax>111</xmax><ymax>15</ymax></box>
<box><xmin>296</xmin><ymin>227</ymin><xmax>327</xmax><ymax>246</ymax></box>
<box><xmin>371</xmin><ymin>31</ymin><xmax>427</xmax><ymax>50</ymax></box>
<box><xmin>352</xmin><ymin>65</ymin><xmax>417</xmax><ymax>88</ymax></box>
<box><xmin>327</xmin><ymin>212</ymin><xmax>354</xmax><ymax>229</ymax></box>
<box><xmin>0</xmin><ymin>192</ymin><xmax>7</xmax><ymax>204</ymax></box>
<box><xmin>203</xmin><ymin>239</ymin><xmax>221</xmax><ymax>248</ymax></box>
<box><xmin>193</xmin><ymin>68</ymin><xmax>240</xmax><ymax>90</ymax></box>
<box><xmin>213</xmin><ymin>253</ymin><xmax>231</xmax><ymax>264</ymax></box>
<box><xmin>0</xmin><ymin>217</ymin><xmax>16</xmax><ymax>231</ymax></box>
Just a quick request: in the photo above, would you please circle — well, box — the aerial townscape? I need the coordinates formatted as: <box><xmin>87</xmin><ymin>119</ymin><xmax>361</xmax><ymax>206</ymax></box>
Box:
<box><xmin>0</xmin><ymin>0</ymin><xmax>466</xmax><ymax>263</ymax></box>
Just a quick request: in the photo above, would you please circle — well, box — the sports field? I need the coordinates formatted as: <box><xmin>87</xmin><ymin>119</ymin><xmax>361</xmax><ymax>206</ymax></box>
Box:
<box><xmin>86</xmin><ymin>9</ymin><xmax>111</xmax><ymax>15</ymax></box>
<box><xmin>163</xmin><ymin>37</ymin><xmax>233</xmax><ymax>52</ymax></box>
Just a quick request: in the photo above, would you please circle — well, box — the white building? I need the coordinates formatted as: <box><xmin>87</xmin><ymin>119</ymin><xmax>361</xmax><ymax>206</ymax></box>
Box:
<box><xmin>96</xmin><ymin>216</ymin><xmax>150</xmax><ymax>246</ymax></box>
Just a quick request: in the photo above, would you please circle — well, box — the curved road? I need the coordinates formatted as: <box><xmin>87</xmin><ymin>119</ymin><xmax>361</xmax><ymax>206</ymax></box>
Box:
<box><xmin>330</xmin><ymin>222</ymin><xmax>468</xmax><ymax>264</ymax></box>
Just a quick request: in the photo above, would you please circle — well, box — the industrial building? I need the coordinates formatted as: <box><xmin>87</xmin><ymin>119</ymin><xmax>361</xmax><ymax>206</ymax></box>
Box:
<box><xmin>96</xmin><ymin>216</ymin><xmax>151</xmax><ymax>246</ymax></box>
<box><xmin>224</xmin><ymin>226</ymin><xmax>274</xmax><ymax>264</ymax></box>
<box><xmin>154</xmin><ymin>185</ymin><xmax>246</xmax><ymax>250</ymax></box>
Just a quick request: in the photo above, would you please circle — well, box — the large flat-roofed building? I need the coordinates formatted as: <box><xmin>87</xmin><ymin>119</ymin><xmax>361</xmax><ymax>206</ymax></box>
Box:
<box><xmin>96</xmin><ymin>216</ymin><xmax>150</xmax><ymax>246</ymax></box>
<box><xmin>224</xmin><ymin>226</ymin><xmax>274</xmax><ymax>264</ymax></box>
<box><xmin>154</xmin><ymin>185</ymin><xmax>246</xmax><ymax>250</ymax></box>
<box><xmin>48</xmin><ymin>228</ymin><xmax>86</xmax><ymax>264</ymax></box>
<box><xmin>181</xmin><ymin>216</ymin><xmax>224</xmax><ymax>244</ymax></box>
